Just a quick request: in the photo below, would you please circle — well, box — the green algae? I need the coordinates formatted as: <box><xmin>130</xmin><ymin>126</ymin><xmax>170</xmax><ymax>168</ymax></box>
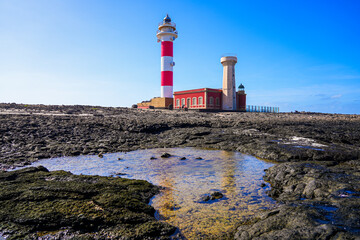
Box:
<box><xmin>0</xmin><ymin>166</ymin><xmax>176</xmax><ymax>239</ymax></box>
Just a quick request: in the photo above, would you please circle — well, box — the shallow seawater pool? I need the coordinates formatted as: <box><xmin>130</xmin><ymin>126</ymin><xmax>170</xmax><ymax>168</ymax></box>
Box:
<box><xmin>24</xmin><ymin>148</ymin><xmax>277</xmax><ymax>239</ymax></box>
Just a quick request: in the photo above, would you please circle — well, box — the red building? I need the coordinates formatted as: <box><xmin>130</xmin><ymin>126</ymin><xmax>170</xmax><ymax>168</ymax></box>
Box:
<box><xmin>173</xmin><ymin>85</ymin><xmax>246</xmax><ymax>111</ymax></box>
<box><xmin>173</xmin><ymin>88</ymin><xmax>222</xmax><ymax>110</ymax></box>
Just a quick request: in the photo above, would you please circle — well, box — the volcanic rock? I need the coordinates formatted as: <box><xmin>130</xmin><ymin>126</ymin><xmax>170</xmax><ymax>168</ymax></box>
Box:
<box><xmin>0</xmin><ymin>166</ymin><xmax>176</xmax><ymax>239</ymax></box>
<box><xmin>161</xmin><ymin>153</ymin><xmax>171</xmax><ymax>158</ymax></box>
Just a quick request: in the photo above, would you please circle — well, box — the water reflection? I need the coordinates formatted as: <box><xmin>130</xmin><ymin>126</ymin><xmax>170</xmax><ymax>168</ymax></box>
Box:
<box><xmin>24</xmin><ymin>148</ymin><xmax>276</xmax><ymax>240</ymax></box>
<box><xmin>220</xmin><ymin>150</ymin><xmax>237</xmax><ymax>196</ymax></box>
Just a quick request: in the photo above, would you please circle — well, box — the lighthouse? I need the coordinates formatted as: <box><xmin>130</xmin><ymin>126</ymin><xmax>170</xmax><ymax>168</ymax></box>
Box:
<box><xmin>157</xmin><ymin>14</ymin><xmax>178</xmax><ymax>98</ymax></box>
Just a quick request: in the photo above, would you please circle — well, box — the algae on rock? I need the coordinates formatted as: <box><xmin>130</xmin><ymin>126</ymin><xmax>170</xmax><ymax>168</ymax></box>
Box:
<box><xmin>0</xmin><ymin>166</ymin><xmax>176</xmax><ymax>239</ymax></box>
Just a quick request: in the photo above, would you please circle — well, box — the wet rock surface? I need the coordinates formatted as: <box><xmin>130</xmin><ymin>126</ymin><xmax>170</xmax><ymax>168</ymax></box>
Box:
<box><xmin>1</xmin><ymin>103</ymin><xmax>360</xmax><ymax>239</ymax></box>
<box><xmin>161</xmin><ymin>153</ymin><xmax>172</xmax><ymax>158</ymax></box>
<box><xmin>234</xmin><ymin>205</ymin><xmax>357</xmax><ymax>240</ymax></box>
<box><xmin>0</xmin><ymin>166</ymin><xmax>176</xmax><ymax>239</ymax></box>
<box><xmin>234</xmin><ymin>161</ymin><xmax>360</xmax><ymax>239</ymax></box>
<box><xmin>264</xmin><ymin>161</ymin><xmax>360</xmax><ymax>202</ymax></box>
<box><xmin>200</xmin><ymin>192</ymin><xmax>225</xmax><ymax>202</ymax></box>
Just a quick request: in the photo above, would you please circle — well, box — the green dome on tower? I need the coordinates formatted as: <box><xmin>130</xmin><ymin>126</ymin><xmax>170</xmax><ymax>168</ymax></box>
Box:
<box><xmin>238</xmin><ymin>84</ymin><xmax>245</xmax><ymax>90</ymax></box>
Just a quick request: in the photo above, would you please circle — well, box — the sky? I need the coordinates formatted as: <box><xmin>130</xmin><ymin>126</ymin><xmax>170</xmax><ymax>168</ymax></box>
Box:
<box><xmin>0</xmin><ymin>0</ymin><xmax>360</xmax><ymax>114</ymax></box>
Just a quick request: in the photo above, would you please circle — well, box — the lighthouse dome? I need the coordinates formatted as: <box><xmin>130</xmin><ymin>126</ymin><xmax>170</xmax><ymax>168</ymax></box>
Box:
<box><xmin>238</xmin><ymin>84</ymin><xmax>245</xmax><ymax>90</ymax></box>
<box><xmin>164</xmin><ymin>14</ymin><xmax>171</xmax><ymax>23</ymax></box>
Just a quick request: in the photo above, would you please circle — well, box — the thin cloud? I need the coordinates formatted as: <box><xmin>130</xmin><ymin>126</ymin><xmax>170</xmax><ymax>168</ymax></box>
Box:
<box><xmin>331</xmin><ymin>94</ymin><xmax>342</xmax><ymax>99</ymax></box>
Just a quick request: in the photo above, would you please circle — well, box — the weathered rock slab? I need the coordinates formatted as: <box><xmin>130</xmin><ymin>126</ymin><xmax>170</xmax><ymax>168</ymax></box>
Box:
<box><xmin>0</xmin><ymin>166</ymin><xmax>176</xmax><ymax>240</ymax></box>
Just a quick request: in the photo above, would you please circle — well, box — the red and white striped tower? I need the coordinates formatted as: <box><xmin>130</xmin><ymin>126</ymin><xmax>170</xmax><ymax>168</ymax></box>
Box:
<box><xmin>157</xmin><ymin>14</ymin><xmax>178</xmax><ymax>98</ymax></box>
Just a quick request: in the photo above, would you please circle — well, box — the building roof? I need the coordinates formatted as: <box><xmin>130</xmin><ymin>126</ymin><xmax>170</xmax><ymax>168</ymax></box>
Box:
<box><xmin>174</xmin><ymin>88</ymin><xmax>222</xmax><ymax>95</ymax></box>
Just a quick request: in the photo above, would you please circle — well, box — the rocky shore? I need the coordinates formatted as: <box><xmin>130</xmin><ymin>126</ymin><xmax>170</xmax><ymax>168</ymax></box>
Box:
<box><xmin>1</xmin><ymin>103</ymin><xmax>359</xmax><ymax>239</ymax></box>
<box><xmin>0</xmin><ymin>166</ymin><xmax>175</xmax><ymax>239</ymax></box>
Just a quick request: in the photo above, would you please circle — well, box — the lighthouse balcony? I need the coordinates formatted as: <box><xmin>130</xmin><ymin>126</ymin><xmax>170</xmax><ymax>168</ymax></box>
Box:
<box><xmin>156</xmin><ymin>29</ymin><xmax>178</xmax><ymax>35</ymax></box>
<box><xmin>158</xmin><ymin>21</ymin><xmax>176</xmax><ymax>28</ymax></box>
<box><xmin>156</xmin><ymin>31</ymin><xmax>178</xmax><ymax>39</ymax></box>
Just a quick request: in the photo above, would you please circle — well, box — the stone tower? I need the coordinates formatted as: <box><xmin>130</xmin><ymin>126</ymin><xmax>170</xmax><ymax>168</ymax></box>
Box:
<box><xmin>221</xmin><ymin>56</ymin><xmax>237</xmax><ymax>110</ymax></box>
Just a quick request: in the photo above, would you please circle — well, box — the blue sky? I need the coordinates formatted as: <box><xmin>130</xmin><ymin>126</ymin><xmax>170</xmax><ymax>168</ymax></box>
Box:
<box><xmin>0</xmin><ymin>0</ymin><xmax>359</xmax><ymax>113</ymax></box>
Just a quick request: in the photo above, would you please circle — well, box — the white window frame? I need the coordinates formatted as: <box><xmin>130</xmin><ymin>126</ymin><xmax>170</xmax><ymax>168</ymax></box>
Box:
<box><xmin>199</xmin><ymin>97</ymin><xmax>203</xmax><ymax>105</ymax></box>
<box><xmin>181</xmin><ymin>98</ymin><xmax>185</xmax><ymax>107</ymax></box>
